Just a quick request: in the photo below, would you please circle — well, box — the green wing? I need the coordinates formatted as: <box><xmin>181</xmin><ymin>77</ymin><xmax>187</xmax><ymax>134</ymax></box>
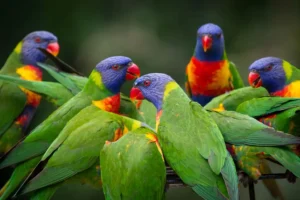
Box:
<box><xmin>0</xmin><ymin>81</ymin><xmax>26</xmax><ymax>137</ymax></box>
<box><xmin>138</xmin><ymin>100</ymin><xmax>156</xmax><ymax>129</ymax></box>
<box><xmin>0</xmin><ymin>92</ymin><xmax>90</xmax><ymax>169</ymax></box>
<box><xmin>100</xmin><ymin>128</ymin><xmax>166</xmax><ymax>200</ymax></box>
<box><xmin>204</xmin><ymin>87</ymin><xmax>269</xmax><ymax>111</ymax></box>
<box><xmin>38</xmin><ymin>63</ymin><xmax>82</xmax><ymax>95</ymax></box>
<box><xmin>229</xmin><ymin>61</ymin><xmax>244</xmax><ymax>89</ymax></box>
<box><xmin>0</xmin><ymin>75</ymin><xmax>74</xmax><ymax>107</ymax></box>
<box><xmin>189</xmin><ymin>101</ymin><xmax>227</xmax><ymax>174</ymax></box>
<box><xmin>236</xmin><ymin>97</ymin><xmax>300</xmax><ymax>117</ymax></box>
<box><xmin>60</xmin><ymin>72</ymin><xmax>88</xmax><ymax>90</ymax></box>
<box><xmin>208</xmin><ymin>110</ymin><xmax>300</xmax><ymax>146</ymax></box>
<box><xmin>234</xmin><ymin>145</ymin><xmax>300</xmax><ymax>179</ymax></box>
<box><xmin>19</xmin><ymin>108</ymin><xmax>144</xmax><ymax>195</ymax></box>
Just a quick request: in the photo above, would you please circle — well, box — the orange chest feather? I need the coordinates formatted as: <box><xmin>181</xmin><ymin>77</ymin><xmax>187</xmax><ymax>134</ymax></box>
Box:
<box><xmin>16</xmin><ymin>66</ymin><xmax>42</xmax><ymax>107</ymax></box>
<box><xmin>271</xmin><ymin>81</ymin><xmax>300</xmax><ymax>97</ymax></box>
<box><xmin>92</xmin><ymin>94</ymin><xmax>121</xmax><ymax>113</ymax></box>
<box><xmin>186</xmin><ymin>57</ymin><xmax>233</xmax><ymax>96</ymax></box>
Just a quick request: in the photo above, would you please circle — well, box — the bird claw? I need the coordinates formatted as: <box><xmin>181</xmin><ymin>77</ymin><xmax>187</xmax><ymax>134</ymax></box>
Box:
<box><xmin>286</xmin><ymin>170</ymin><xmax>297</xmax><ymax>183</ymax></box>
<box><xmin>238</xmin><ymin>171</ymin><xmax>257</xmax><ymax>187</ymax></box>
<box><xmin>238</xmin><ymin>171</ymin><xmax>249</xmax><ymax>187</ymax></box>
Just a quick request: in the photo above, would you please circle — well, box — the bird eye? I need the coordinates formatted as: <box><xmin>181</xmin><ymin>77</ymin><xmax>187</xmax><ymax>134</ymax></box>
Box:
<box><xmin>112</xmin><ymin>65</ymin><xmax>121</xmax><ymax>70</ymax></box>
<box><xmin>217</xmin><ymin>33</ymin><xmax>222</xmax><ymax>38</ymax></box>
<box><xmin>35</xmin><ymin>37</ymin><xmax>41</xmax><ymax>43</ymax></box>
<box><xmin>143</xmin><ymin>80</ymin><xmax>151</xmax><ymax>87</ymax></box>
<box><xmin>264</xmin><ymin>64</ymin><xmax>273</xmax><ymax>71</ymax></box>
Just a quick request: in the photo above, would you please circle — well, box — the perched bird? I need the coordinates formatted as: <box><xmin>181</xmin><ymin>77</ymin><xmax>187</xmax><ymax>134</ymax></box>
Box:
<box><xmin>101</xmin><ymin>127</ymin><xmax>166</xmax><ymax>200</ymax></box>
<box><xmin>0</xmin><ymin>31</ymin><xmax>59</xmax><ymax>157</ymax></box>
<box><xmin>16</xmin><ymin>106</ymin><xmax>151</xmax><ymax>199</ymax></box>
<box><xmin>185</xmin><ymin>23</ymin><xmax>244</xmax><ymax>106</ymax></box>
<box><xmin>207</xmin><ymin>92</ymin><xmax>300</xmax><ymax>199</ymax></box>
<box><xmin>0</xmin><ymin>56</ymin><xmax>140</xmax><ymax>200</ymax></box>
<box><xmin>237</xmin><ymin>97</ymin><xmax>300</xmax><ymax>146</ymax></box>
<box><xmin>0</xmin><ymin>62</ymin><xmax>144</xmax><ymax>121</ymax></box>
<box><xmin>130</xmin><ymin>73</ymin><xmax>239</xmax><ymax>200</ymax></box>
<box><xmin>248</xmin><ymin>57</ymin><xmax>300</xmax><ymax>97</ymax></box>
<box><xmin>228</xmin><ymin>144</ymin><xmax>300</xmax><ymax>185</ymax></box>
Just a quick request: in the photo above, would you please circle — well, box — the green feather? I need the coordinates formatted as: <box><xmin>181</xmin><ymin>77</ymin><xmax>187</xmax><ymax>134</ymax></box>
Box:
<box><xmin>208</xmin><ymin>110</ymin><xmax>300</xmax><ymax>146</ymax></box>
<box><xmin>228</xmin><ymin>61</ymin><xmax>244</xmax><ymax>89</ymax></box>
<box><xmin>37</xmin><ymin>63</ymin><xmax>81</xmax><ymax>95</ymax></box>
<box><xmin>204</xmin><ymin>87</ymin><xmax>269</xmax><ymax>111</ymax></box>
<box><xmin>18</xmin><ymin>107</ymin><xmax>146</xmax><ymax>196</ymax></box>
<box><xmin>236</xmin><ymin>97</ymin><xmax>300</xmax><ymax>117</ymax></box>
<box><xmin>0</xmin><ymin>75</ymin><xmax>73</xmax><ymax>107</ymax></box>
<box><xmin>100</xmin><ymin>128</ymin><xmax>166</xmax><ymax>200</ymax></box>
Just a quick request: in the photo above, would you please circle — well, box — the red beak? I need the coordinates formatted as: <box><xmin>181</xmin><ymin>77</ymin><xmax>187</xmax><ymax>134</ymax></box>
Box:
<box><xmin>248</xmin><ymin>71</ymin><xmax>262</xmax><ymax>88</ymax></box>
<box><xmin>126</xmin><ymin>63</ymin><xmax>140</xmax><ymax>81</ymax></box>
<box><xmin>130</xmin><ymin>87</ymin><xmax>144</xmax><ymax>100</ymax></box>
<box><xmin>46</xmin><ymin>42</ymin><xmax>60</xmax><ymax>57</ymax></box>
<box><xmin>202</xmin><ymin>35</ymin><xmax>212</xmax><ymax>52</ymax></box>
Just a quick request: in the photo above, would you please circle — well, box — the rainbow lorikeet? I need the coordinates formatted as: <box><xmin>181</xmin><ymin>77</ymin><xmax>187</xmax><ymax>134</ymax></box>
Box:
<box><xmin>205</xmin><ymin>88</ymin><xmax>300</xmax><ymax>199</ymax></box>
<box><xmin>248</xmin><ymin>57</ymin><xmax>300</xmax><ymax>97</ymax></box>
<box><xmin>0</xmin><ymin>31</ymin><xmax>60</xmax><ymax>157</ymax></box>
<box><xmin>185</xmin><ymin>23</ymin><xmax>244</xmax><ymax>106</ymax></box>
<box><xmin>15</xmin><ymin>106</ymin><xmax>150</xmax><ymax>199</ymax></box>
<box><xmin>130</xmin><ymin>73</ymin><xmax>239</xmax><ymax>200</ymax></box>
<box><xmin>101</xmin><ymin>127</ymin><xmax>166</xmax><ymax>200</ymax></box>
<box><xmin>0</xmin><ymin>62</ymin><xmax>144</xmax><ymax>121</ymax></box>
<box><xmin>0</xmin><ymin>56</ymin><xmax>140</xmax><ymax>200</ymax></box>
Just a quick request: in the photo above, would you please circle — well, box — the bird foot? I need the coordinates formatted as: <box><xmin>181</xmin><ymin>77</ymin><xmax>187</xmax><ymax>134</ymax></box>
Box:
<box><xmin>286</xmin><ymin>170</ymin><xmax>297</xmax><ymax>183</ymax></box>
<box><xmin>238</xmin><ymin>171</ymin><xmax>257</xmax><ymax>187</ymax></box>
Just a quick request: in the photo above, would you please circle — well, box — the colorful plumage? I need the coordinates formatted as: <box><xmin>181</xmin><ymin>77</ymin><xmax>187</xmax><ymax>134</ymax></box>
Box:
<box><xmin>185</xmin><ymin>23</ymin><xmax>244</xmax><ymax>106</ymax></box>
<box><xmin>0</xmin><ymin>31</ymin><xmax>59</xmax><ymax>157</ymax></box>
<box><xmin>248</xmin><ymin>57</ymin><xmax>300</xmax><ymax>97</ymax></box>
<box><xmin>0</xmin><ymin>56</ymin><xmax>140</xmax><ymax>200</ymax></box>
<box><xmin>100</xmin><ymin>127</ymin><xmax>166</xmax><ymax>200</ymax></box>
<box><xmin>130</xmin><ymin>73</ymin><xmax>239</xmax><ymax>200</ymax></box>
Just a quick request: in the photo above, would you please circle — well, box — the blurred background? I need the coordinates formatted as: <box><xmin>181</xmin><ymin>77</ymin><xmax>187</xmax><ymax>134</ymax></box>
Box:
<box><xmin>1</xmin><ymin>0</ymin><xmax>300</xmax><ymax>199</ymax></box>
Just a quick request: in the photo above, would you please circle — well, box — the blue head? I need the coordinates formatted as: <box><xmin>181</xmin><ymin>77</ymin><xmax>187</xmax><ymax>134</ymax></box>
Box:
<box><xmin>130</xmin><ymin>73</ymin><xmax>174</xmax><ymax>111</ymax></box>
<box><xmin>248</xmin><ymin>57</ymin><xmax>286</xmax><ymax>93</ymax></box>
<box><xmin>21</xmin><ymin>31</ymin><xmax>59</xmax><ymax>66</ymax></box>
<box><xmin>194</xmin><ymin>23</ymin><xmax>225</xmax><ymax>61</ymax></box>
<box><xmin>95</xmin><ymin>56</ymin><xmax>140</xmax><ymax>94</ymax></box>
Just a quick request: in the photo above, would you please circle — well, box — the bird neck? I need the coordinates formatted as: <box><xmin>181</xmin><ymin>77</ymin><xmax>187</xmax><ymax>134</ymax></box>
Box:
<box><xmin>83</xmin><ymin>70</ymin><xmax>116</xmax><ymax>101</ymax></box>
<box><xmin>283</xmin><ymin>61</ymin><xmax>300</xmax><ymax>85</ymax></box>
<box><xmin>0</xmin><ymin>42</ymin><xmax>27</xmax><ymax>74</ymax></box>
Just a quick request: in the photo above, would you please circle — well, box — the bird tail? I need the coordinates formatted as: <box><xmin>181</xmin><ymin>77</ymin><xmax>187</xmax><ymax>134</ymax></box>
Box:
<box><xmin>192</xmin><ymin>184</ymin><xmax>227</xmax><ymax>200</ymax></box>
<box><xmin>0</xmin><ymin>157</ymin><xmax>40</xmax><ymax>200</ymax></box>
<box><xmin>262</xmin><ymin>147</ymin><xmax>300</xmax><ymax>178</ymax></box>
<box><xmin>259</xmin><ymin>160</ymin><xmax>285</xmax><ymax>200</ymax></box>
<box><xmin>220</xmin><ymin>151</ymin><xmax>239</xmax><ymax>200</ymax></box>
<box><xmin>29</xmin><ymin>185</ymin><xmax>58</xmax><ymax>200</ymax></box>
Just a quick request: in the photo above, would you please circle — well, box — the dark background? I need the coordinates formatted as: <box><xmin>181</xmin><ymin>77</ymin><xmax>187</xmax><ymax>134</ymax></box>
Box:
<box><xmin>1</xmin><ymin>0</ymin><xmax>300</xmax><ymax>199</ymax></box>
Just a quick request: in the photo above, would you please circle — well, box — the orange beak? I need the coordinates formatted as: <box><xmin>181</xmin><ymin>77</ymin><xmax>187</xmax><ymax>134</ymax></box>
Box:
<box><xmin>202</xmin><ymin>35</ymin><xmax>212</xmax><ymax>52</ymax></box>
<box><xmin>248</xmin><ymin>71</ymin><xmax>262</xmax><ymax>88</ymax></box>
<box><xmin>46</xmin><ymin>42</ymin><xmax>60</xmax><ymax>57</ymax></box>
<box><xmin>126</xmin><ymin>63</ymin><xmax>140</xmax><ymax>81</ymax></box>
<box><xmin>130</xmin><ymin>87</ymin><xmax>144</xmax><ymax>100</ymax></box>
